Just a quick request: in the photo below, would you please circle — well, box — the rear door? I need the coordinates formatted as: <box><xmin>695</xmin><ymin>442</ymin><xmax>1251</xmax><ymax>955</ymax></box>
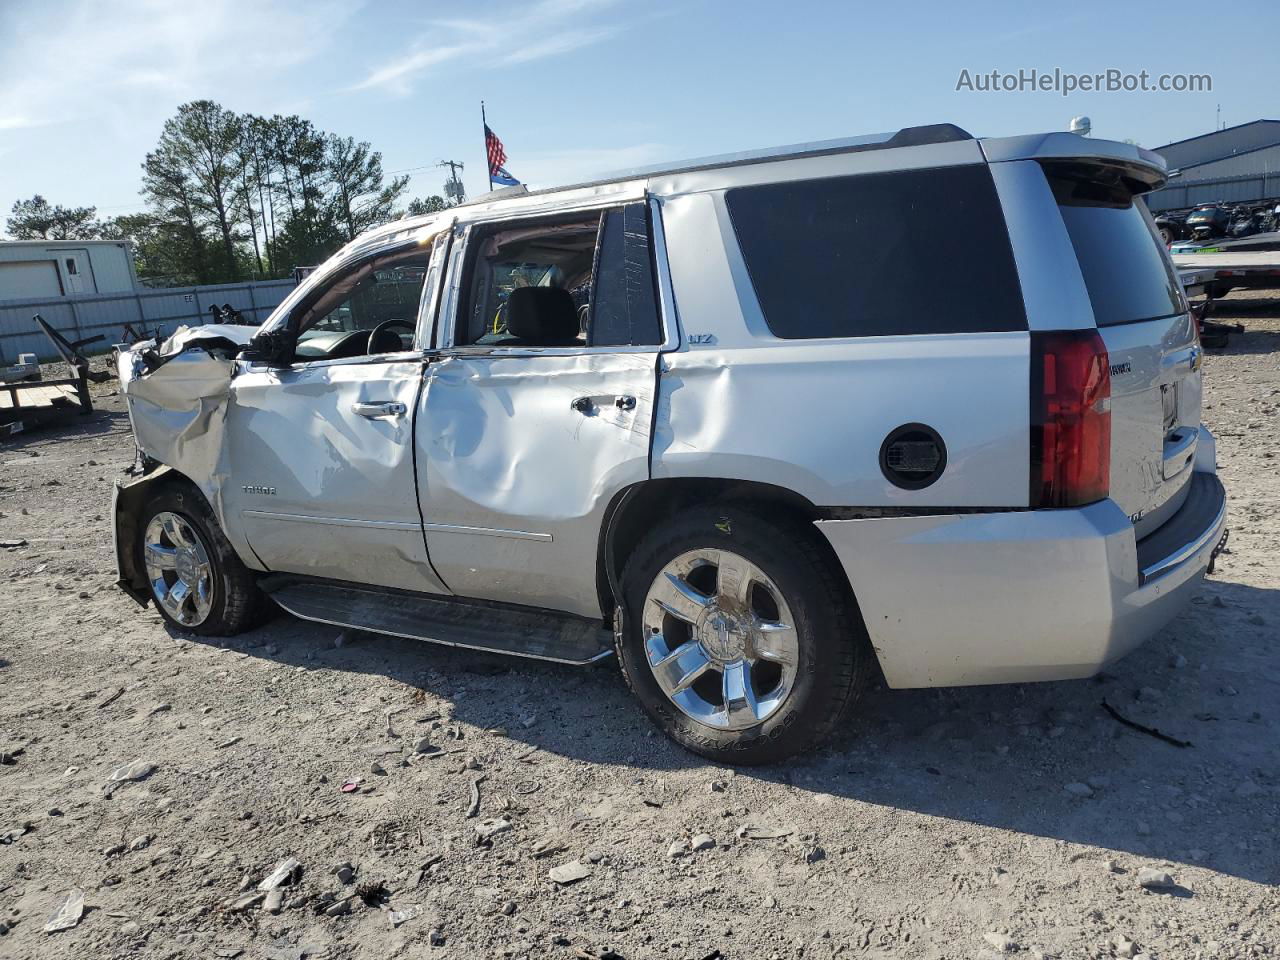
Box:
<box><xmin>417</xmin><ymin>202</ymin><xmax>668</xmax><ymax>618</ymax></box>
<box><xmin>1045</xmin><ymin>165</ymin><xmax>1200</xmax><ymax>536</ymax></box>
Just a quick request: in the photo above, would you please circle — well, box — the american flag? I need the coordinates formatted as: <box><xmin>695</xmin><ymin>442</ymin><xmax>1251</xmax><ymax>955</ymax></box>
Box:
<box><xmin>484</xmin><ymin>123</ymin><xmax>521</xmax><ymax>187</ymax></box>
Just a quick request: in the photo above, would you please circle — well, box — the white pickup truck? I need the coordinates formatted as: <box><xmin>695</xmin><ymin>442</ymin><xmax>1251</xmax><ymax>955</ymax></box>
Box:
<box><xmin>114</xmin><ymin>125</ymin><xmax>1227</xmax><ymax>763</ymax></box>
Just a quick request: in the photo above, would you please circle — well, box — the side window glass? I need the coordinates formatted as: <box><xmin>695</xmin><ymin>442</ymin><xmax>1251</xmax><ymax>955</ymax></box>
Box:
<box><xmin>455</xmin><ymin>203</ymin><xmax>661</xmax><ymax>349</ymax></box>
<box><xmin>589</xmin><ymin>203</ymin><xmax>661</xmax><ymax>347</ymax></box>
<box><xmin>293</xmin><ymin>248</ymin><xmax>430</xmax><ymax>361</ymax></box>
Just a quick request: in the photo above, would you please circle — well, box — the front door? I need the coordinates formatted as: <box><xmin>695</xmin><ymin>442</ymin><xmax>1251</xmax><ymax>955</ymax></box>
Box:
<box><xmin>418</xmin><ymin>201</ymin><xmax>670</xmax><ymax>617</ymax></box>
<box><xmin>222</xmin><ymin>232</ymin><xmax>452</xmax><ymax>594</ymax></box>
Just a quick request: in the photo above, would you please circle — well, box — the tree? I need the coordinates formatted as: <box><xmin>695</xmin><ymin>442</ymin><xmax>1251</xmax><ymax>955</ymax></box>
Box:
<box><xmin>327</xmin><ymin>134</ymin><xmax>409</xmax><ymax>242</ymax></box>
<box><xmin>142</xmin><ymin>141</ymin><xmax>218</xmax><ymax>284</ymax></box>
<box><xmin>129</xmin><ymin>102</ymin><xmax>416</xmax><ymax>284</ymax></box>
<box><xmin>6</xmin><ymin>195</ymin><xmax>103</xmax><ymax>239</ymax></box>
<box><xmin>405</xmin><ymin>195</ymin><xmax>449</xmax><ymax>217</ymax></box>
<box><xmin>143</xmin><ymin>101</ymin><xmax>246</xmax><ymax>281</ymax></box>
<box><xmin>101</xmin><ymin>212</ymin><xmax>204</xmax><ymax>286</ymax></box>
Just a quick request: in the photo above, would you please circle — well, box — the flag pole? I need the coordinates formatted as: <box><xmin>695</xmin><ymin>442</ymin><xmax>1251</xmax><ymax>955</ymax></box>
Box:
<box><xmin>481</xmin><ymin>100</ymin><xmax>490</xmax><ymax>192</ymax></box>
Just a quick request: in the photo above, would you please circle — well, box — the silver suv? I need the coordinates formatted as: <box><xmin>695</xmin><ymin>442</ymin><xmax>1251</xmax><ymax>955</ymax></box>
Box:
<box><xmin>114</xmin><ymin>124</ymin><xmax>1228</xmax><ymax>764</ymax></box>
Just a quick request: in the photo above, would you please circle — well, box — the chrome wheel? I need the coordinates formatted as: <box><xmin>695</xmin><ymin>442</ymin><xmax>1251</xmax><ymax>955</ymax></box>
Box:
<box><xmin>143</xmin><ymin>511</ymin><xmax>214</xmax><ymax>627</ymax></box>
<box><xmin>642</xmin><ymin>549</ymin><xmax>800</xmax><ymax>730</ymax></box>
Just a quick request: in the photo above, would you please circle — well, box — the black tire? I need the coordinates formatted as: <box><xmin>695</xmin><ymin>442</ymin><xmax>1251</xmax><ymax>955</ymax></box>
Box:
<box><xmin>137</xmin><ymin>481</ymin><xmax>267</xmax><ymax>636</ymax></box>
<box><xmin>615</xmin><ymin>504</ymin><xmax>873</xmax><ymax>764</ymax></box>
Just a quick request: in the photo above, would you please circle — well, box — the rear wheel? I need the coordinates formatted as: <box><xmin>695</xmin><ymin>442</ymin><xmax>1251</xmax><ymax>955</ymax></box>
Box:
<box><xmin>616</xmin><ymin>505</ymin><xmax>872</xmax><ymax>764</ymax></box>
<box><xmin>138</xmin><ymin>483</ymin><xmax>266</xmax><ymax>636</ymax></box>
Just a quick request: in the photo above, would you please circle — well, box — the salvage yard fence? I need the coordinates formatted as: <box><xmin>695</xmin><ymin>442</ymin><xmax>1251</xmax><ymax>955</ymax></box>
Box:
<box><xmin>0</xmin><ymin>279</ymin><xmax>295</xmax><ymax>364</ymax></box>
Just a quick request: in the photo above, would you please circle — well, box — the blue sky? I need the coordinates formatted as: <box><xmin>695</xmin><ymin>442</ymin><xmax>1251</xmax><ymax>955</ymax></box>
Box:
<box><xmin>1</xmin><ymin>0</ymin><xmax>1277</xmax><ymax>219</ymax></box>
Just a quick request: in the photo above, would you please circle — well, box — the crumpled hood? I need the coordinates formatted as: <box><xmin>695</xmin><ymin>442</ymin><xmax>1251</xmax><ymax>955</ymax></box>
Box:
<box><xmin>118</xmin><ymin>323</ymin><xmax>258</xmax><ymax>514</ymax></box>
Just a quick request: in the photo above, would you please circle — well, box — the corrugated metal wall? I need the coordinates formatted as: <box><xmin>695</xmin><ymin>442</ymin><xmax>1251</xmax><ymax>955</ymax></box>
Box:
<box><xmin>1158</xmin><ymin>121</ymin><xmax>1280</xmax><ymax>170</ymax></box>
<box><xmin>0</xmin><ymin>279</ymin><xmax>294</xmax><ymax>364</ymax></box>
<box><xmin>1149</xmin><ymin>122</ymin><xmax>1280</xmax><ymax>212</ymax></box>
<box><xmin>1147</xmin><ymin>143</ymin><xmax>1280</xmax><ymax>212</ymax></box>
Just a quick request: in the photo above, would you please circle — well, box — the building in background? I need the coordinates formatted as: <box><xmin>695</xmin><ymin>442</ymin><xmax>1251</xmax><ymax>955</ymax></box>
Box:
<box><xmin>0</xmin><ymin>239</ymin><xmax>138</xmax><ymax>301</ymax></box>
<box><xmin>1147</xmin><ymin>119</ymin><xmax>1280</xmax><ymax>212</ymax></box>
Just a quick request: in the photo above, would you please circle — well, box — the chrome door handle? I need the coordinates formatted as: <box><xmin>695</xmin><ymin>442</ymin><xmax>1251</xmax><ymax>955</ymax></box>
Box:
<box><xmin>571</xmin><ymin>395</ymin><xmax>638</xmax><ymax>415</ymax></box>
<box><xmin>352</xmin><ymin>401</ymin><xmax>407</xmax><ymax>419</ymax></box>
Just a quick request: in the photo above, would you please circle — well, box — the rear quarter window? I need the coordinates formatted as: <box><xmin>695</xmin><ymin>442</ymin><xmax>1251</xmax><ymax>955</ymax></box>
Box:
<box><xmin>725</xmin><ymin>165</ymin><xmax>1027</xmax><ymax>339</ymax></box>
<box><xmin>1046</xmin><ymin>169</ymin><xmax>1185</xmax><ymax>327</ymax></box>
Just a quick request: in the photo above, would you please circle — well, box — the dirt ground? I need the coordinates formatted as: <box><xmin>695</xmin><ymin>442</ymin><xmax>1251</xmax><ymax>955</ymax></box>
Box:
<box><xmin>1</xmin><ymin>298</ymin><xmax>1277</xmax><ymax>960</ymax></box>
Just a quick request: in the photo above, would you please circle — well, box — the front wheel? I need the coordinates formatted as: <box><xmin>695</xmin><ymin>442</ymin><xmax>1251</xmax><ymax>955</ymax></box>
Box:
<box><xmin>138</xmin><ymin>482</ymin><xmax>266</xmax><ymax>636</ymax></box>
<box><xmin>616</xmin><ymin>505</ymin><xmax>873</xmax><ymax>764</ymax></box>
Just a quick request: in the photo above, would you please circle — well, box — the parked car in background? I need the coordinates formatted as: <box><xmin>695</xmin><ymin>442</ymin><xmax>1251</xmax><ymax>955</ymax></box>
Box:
<box><xmin>1153</xmin><ymin>211</ymin><xmax>1190</xmax><ymax>245</ymax></box>
<box><xmin>1185</xmin><ymin>203</ymin><xmax>1232</xmax><ymax>240</ymax></box>
<box><xmin>113</xmin><ymin>126</ymin><xmax>1227</xmax><ymax>764</ymax></box>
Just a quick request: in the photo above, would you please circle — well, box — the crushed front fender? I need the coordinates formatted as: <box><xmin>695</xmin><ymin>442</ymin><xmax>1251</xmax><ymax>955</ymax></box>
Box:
<box><xmin>117</xmin><ymin>324</ymin><xmax>255</xmax><ymax>520</ymax></box>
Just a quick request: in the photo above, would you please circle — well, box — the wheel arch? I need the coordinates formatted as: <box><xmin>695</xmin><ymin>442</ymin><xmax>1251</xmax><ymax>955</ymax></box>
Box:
<box><xmin>113</xmin><ymin>465</ymin><xmax>208</xmax><ymax>605</ymax></box>
<box><xmin>596</xmin><ymin>477</ymin><xmax>859</xmax><ymax>622</ymax></box>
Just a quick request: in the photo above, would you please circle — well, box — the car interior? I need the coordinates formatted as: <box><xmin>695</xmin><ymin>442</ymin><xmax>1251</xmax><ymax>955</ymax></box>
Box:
<box><xmin>292</xmin><ymin>248</ymin><xmax>431</xmax><ymax>361</ymax></box>
<box><xmin>459</xmin><ymin>215</ymin><xmax>600</xmax><ymax>347</ymax></box>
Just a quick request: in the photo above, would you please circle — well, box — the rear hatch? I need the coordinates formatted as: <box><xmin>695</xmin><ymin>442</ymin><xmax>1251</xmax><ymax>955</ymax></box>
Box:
<box><xmin>1045</xmin><ymin>163</ymin><xmax>1201</xmax><ymax>538</ymax></box>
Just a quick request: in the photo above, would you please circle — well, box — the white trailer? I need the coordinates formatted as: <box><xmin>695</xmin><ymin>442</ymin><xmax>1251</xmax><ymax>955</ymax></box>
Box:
<box><xmin>0</xmin><ymin>239</ymin><xmax>138</xmax><ymax>300</ymax></box>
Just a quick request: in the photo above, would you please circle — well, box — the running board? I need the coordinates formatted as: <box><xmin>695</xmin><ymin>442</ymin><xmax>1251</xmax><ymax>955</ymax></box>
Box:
<box><xmin>261</xmin><ymin>577</ymin><xmax>613</xmax><ymax>665</ymax></box>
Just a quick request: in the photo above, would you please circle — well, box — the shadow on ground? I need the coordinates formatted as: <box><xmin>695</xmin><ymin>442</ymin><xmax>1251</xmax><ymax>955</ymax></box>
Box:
<box><xmin>0</xmin><ymin>407</ymin><xmax>128</xmax><ymax>452</ymax></box>
<box><xmin>174</xmin><ymin>573</ymin><xmax>1280</xmax><ymax>887</ymax></box>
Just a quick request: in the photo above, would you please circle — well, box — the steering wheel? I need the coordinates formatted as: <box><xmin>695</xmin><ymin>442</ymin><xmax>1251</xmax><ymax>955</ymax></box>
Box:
<box><xmin>367</xmin><ymin>318</ymin><xmax>416</xmax><ymax>354</ymax></box>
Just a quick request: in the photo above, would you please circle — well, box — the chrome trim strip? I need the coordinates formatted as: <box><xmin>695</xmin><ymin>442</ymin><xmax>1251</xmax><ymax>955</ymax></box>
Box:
<box><xmin>269</xmin><ymin>596</ymin><xmax>612</xmax><ymax>665</ymax></box>
<box><xmin>421</xmin><ymin>522</ymin><xmax>553</xmax><ymax>542</ymax></box>
<box><xmin>648</xmin><ymin>196</ymin><xmax>682</xmax><ymax>352</ymax></box>
<box><xmin>1139</xmin><ymin>493</ymin><xmax>1228</xmax><ymax>585</ymax></box>
<box><xmin>242</xmin><ymin>510</ymin><xmax>422</xmax><ymax>532</ymax></box>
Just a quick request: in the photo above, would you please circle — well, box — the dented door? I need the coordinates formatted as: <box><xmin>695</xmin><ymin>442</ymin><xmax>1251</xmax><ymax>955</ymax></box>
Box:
<box><xmin>416</xmin><ymin>351</ymin><xmax>656</xmax><ymax>617</ymax></box>
<box><xmin>223</xmin><ymin>357</ymin><xmax>449</xmax><ymax>594</ymax></box>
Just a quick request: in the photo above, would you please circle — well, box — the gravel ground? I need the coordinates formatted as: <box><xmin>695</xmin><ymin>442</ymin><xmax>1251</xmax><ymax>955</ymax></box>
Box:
<box><xmin>1</xmin><ymin>301</ymin><xmax>1278</xmax><ymax>960</ymax></box>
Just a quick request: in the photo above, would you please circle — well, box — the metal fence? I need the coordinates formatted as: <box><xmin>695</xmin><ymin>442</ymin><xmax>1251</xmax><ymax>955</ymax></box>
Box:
<box><xmin>0</xmin><ymin>279</ymin><xmax>295</xmax><ymax>364</ymax></box>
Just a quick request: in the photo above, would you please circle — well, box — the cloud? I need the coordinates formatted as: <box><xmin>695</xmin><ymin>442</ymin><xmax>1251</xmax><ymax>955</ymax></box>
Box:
<box><xmin>0</xmin><ymin>0</ymin><xmax>350</xmax><ymax>132</ymax></box>
<box><xmin>350</xmin><ymin>0</ymin><xmax>622</xmax><ymax>96</ymax></box>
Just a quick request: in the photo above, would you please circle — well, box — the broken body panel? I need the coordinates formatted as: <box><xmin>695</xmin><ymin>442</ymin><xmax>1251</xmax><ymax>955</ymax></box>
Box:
<box><xmin>115</xmin><ymin>128</ymin><xmax>1224</xmax><ymax>688</ymax></box>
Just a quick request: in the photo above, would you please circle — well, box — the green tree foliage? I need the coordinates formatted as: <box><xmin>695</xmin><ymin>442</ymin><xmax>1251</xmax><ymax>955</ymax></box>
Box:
<box><xmin>405</xmin><ymin>195</ymin><xmax>449</xmax><ymax>217</ymax></box>
<box><xmin>10</xmin><ymin>102</ymin><xmax>417</xmax><ymax>286</ymax></box>
<box><xmin>6</xmin><ymin>195</ymin><xmax>103</xmax><ymax>239</ymax></box>
<box><xmin>128</xmin><ymin>102</ymin><xmax>412</xmax><ymax>285</ymax></box>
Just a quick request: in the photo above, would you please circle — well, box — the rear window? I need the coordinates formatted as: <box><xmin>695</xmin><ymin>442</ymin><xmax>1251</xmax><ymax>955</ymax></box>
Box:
<box><xmin>1047</xmin><ymin>170</ymin><xmax>1185</xmax><ymax>327</ymax></box>
<box><xmin>724</xmin><ymin>165</ymin><xmax>1027</xmax><ymax>339</ymax></box>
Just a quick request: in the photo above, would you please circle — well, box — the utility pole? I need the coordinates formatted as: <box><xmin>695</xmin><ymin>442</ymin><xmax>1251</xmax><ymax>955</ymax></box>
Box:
<box><xmin>438</xmin><ymin>160</ymin><xmax>466</xmax><ymax>205</ymax></box>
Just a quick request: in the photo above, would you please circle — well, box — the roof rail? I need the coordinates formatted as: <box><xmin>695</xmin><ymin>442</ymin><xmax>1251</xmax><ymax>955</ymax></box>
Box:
<box><xmin>592</xmin><ymin>123</ymin><xmax>974</xmax><ymax>186</ymax></box>
<box><xmin>457</xmin><ymin>183</ymin><xmax>528</xmax><ymax>207</ymax></box>
<box><xmin>435</xmin><ymin>124</ymin><xmax>975</xmax><ymax>212</ymax></box>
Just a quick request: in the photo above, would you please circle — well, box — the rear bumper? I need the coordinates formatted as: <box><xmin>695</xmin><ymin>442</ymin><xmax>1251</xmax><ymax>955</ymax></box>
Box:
<box><xmin>816</xmin><ymin>470</ymin><xmax>1227</xmax><ymax>689</ymax></box>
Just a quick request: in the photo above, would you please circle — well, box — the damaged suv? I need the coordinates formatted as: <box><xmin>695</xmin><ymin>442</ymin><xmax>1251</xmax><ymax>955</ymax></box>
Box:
<box><xmin>115</xmin><ymin>124</ymin><xmax>1227</xmax><ymax>763</ymax></box>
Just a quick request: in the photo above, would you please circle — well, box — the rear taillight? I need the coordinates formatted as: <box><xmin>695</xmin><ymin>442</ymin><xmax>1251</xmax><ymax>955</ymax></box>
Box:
<box><xmin>1030</xmin><ymin>330</ymin><xmax>1111</xmax><ymax>508</ymax></box>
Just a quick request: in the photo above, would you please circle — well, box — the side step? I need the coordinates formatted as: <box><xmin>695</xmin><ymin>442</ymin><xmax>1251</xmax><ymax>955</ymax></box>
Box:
<box><xmin>261</xmin><ymin>577</ymin><xmax>613</xmax><ymax>665</ymax></box>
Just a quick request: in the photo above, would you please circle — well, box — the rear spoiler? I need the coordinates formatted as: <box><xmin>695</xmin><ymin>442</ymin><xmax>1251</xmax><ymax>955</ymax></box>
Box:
<box><xmin>980</xmin><ymin>133</ymin><xmax>1167</xmax><ymax>193</ymax></box>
